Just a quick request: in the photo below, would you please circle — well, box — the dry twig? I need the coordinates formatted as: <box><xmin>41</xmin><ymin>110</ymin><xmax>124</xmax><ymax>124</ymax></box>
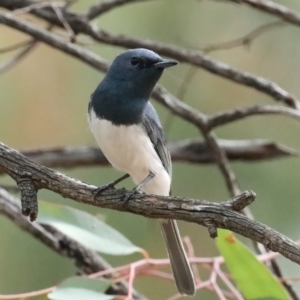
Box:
<box><xmin>223</xmin><ymin>0</ymin><xmax>300</xmax><ymax>28</ymax></box>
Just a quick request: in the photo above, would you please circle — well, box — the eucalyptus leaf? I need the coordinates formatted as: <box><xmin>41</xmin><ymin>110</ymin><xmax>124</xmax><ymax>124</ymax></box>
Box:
<box><xmin>48</xmin><ymin>276</ymin><xmax>113</xmax><ymax>300</ymax></box>
<box><xmin>37</xmin><ymin>201</ymin><xmax>144</xmax><ymax>255</ymax></box>
<box><xmin>217</xmin><ymin>229</ymin><xmax>290</xmax><ymax>300</ymax></box>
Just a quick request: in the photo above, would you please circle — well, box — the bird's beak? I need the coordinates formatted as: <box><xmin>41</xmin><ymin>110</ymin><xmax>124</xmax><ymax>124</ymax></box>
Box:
<box><xmin>154</xmin><ymin>59</ymin><xmax>178</xmax><ymax>69</ymax></box>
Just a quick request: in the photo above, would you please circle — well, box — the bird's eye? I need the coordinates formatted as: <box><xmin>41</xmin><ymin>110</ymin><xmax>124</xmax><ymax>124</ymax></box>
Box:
<box><xmin>131</xmin><ymin>57</ymin><xmax>140</xmax><ymax>66</ymax></box>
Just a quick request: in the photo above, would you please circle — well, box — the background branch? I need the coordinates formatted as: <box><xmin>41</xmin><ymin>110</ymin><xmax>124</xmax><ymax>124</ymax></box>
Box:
<box><xmin>0</xmin><ymin>39</ymin><xmax>37</xmax><ymax>74</ymax></box>
<box><xmin>0</xmin><ymin>139</ymin><xmax>292</xmax><ymax>176</ymax></box>
<box><xmin>223</xmin><ymin>0</ymin><xmax>300</xmax><ymax>28</ymax></box>
<box><xmin>84</xmin><ymin>0</ymin><xmax>145</xmax><ymax>20</ymax></box>
<box><xmin>200</xmin><ymin>21</ymin><xmax>285</xmax><ymax>53</ymax></box>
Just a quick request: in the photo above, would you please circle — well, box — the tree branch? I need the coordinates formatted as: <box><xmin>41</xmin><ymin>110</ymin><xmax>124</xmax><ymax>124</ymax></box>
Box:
<box><xmin>84</xmin><ymin>0</ymin><xmax>145</xmax><ymax>20</ymax></box>
<box><xmin>0</xmin><ymin>142</ymin><xmax>300</xmax><ymax>265</ymax></box>
<box><xmin>0</xmin><ymin>39</ymin><xmax>33</xmax><ymax>53</ymax></box>
<box><xmin>0</xmin><ymin>139</ymin><xmax>293</xmax><ymax>176</ymax></box>
<box><xmin>0</xmin><ymin>39</ymin><xmax>37</xmax><ymax>74</ymax></box>
<box><xmin>200</xmin><ymin>21</ymin><xmax>285</xmax><ymax>53</ymax></box>
<box><xmin>208</xmin><ymin>104</ymin><xmax>300</xmax><ymax>129</ymax></box>
<box><xmin>223</xmin><ymin>0</ymin><xmax>300</xmax><ymax>29</ymax></box>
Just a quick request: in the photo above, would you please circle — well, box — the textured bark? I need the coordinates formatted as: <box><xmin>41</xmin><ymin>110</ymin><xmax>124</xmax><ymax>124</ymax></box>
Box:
<box><xmin>0</xmin><ymin>142</ymin><xmax>300</xmax><ymax>266</ymax></box>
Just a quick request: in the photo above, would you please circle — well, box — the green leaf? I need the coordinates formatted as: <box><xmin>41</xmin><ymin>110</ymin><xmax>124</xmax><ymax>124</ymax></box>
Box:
<box><xmin>48</xmin><ymin>276</ymin><xmax>113</xmax><ymax>300</ymax></box>
<box><xmin>37</xmin><ymin>201</ymin><xmax>144</xmax><ymax>256</ymax></box>
<box><xmin>216</xmin><ymin>229</ymin><xmax>290</xmax><ymax>300</ymax></box>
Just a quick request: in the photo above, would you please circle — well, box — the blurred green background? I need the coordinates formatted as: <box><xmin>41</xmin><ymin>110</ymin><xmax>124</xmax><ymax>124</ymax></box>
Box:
<box><xmin>1</xmin><ymin>0</ymin><xmax>300</xmax><ymax>299</ymax></box>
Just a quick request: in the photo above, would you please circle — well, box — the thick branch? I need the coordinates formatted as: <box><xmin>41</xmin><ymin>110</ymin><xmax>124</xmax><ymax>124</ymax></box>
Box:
<box><xmin>0</xmin><ymin>142</ymin><xmax>300</xmax><ymax>265</ymax></box>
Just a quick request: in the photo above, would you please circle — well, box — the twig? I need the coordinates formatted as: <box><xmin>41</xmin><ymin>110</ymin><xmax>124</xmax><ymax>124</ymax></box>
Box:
<box><xmin>0</xmin><ymin>39</ymin><xmax>32</xmax><ymax>54</ymax></box>
<box><xmin>201</xmin><ymin>21</ymin><xmax>285</xmax><ymax>53</ymax></box>
<box><xmin>85</xmin><ymin>0</ymin><xmax>146</xmax><ymax>20</ymax></box>
<box><xmin>223</xmin><ymin>0</ymin><xmax>300</xmax><ymax>28</ymax></box>
<box><xmin>208</xmin><ymin>104</ymin><xmax>300</xmax><ymax>129</ymax></box>
<box><xmin>0</xmin><ymin>286</ymin><xmax>55</xmax><ymax>299</ymax></box>
<box><xmin>163</xmin><ymin>66</ymin><xmax>197</xmax><ymax>134</ymax></box>
<box><xmin>0</xmin><ymin>39</ymin><xmax>37</xmax><ymax>74</ymax></box>
<box><xmin>12</xmin><ymin>1</ymin><xmax>63</xmax><ymax>15</ymax></box>
<box><xmin>50</xmin><ymin>2</ymin><xmax>76</xmax><ymax>41</ymax></box>
<box><xmin>176</xmin><ymin>67</ymin><xmax>198</xmax><ymax>101</ymax></box>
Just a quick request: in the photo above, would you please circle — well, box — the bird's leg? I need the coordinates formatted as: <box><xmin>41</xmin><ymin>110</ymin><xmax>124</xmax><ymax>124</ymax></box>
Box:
<box><xmin>123</xmin><ymin>171</ymin><xmax>155</xmax><ymax>202</ymax></box>
<box><xmin>94</xmin><ymin>174</ymin><xmax>130</xmax><ymax>197</ymax></box>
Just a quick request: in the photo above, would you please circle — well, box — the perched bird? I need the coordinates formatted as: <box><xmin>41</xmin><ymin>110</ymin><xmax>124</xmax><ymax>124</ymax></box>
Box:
<box><xmin>88</xmin><ymin>48</ymin><xmax>195</xmax><ymax>296</ymax></box>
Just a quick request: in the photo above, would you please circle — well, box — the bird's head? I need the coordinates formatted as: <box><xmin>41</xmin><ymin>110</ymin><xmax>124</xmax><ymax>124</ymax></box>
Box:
<box><xmin>105</xmin><ymin>48</ymin><xmax>178</xmax><ymax>98</ymax></box>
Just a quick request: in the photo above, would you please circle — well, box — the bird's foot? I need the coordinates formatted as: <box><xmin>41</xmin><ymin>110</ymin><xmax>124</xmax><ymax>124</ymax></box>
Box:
<box><xmin>94</xmin><ymin>183</ymin><xmax>115</xmax><ymax>198</ymax></box>
<box><xmin>122</xmin><ymin>188</ymin><xmax>140</xmax><ymax>203</ymax></box>
<box><xmin>94</xmin><ymin>174</ymin><xmax>130</xmax><ymax>199</ymax></box>
<box><xmin>122</xmin><ymin>172</ymin><xmax>155</xmax><ymax>203</ymax></box>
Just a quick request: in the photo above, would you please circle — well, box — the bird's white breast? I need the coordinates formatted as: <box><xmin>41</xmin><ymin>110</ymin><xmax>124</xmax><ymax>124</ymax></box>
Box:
<box><xmin>88</xmin><ymin>109</ymin><xmax>171</xmax><ymax>196</ymax></box>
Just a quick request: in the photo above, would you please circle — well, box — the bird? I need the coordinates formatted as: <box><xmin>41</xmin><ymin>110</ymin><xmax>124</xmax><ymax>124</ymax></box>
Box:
<box><xmin>88</xmin><ymin>48</ymin><xmax>195</xmax><ymax>296</ymax></box>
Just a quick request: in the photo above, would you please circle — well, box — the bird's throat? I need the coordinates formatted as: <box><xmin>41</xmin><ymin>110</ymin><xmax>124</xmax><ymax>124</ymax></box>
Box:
<box><xmin>90</xmin><ymin>93</ymin><xmax>148</xmax><ymax>126</ymax></box>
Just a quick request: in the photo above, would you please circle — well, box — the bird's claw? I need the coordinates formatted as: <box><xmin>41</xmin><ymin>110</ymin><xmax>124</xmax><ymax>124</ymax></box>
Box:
<box><xmin>94</xmin><ymin>183</ymin><xmax>115</xmax><ymax>198</ymax></box>
<box><xmin>122</xmin><ymin>189</ymin><xmax>139</xmax><ymax>203</ymax></box>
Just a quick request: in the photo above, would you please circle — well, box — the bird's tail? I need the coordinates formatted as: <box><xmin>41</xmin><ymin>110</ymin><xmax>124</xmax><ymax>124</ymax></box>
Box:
<box><xmin>160</xmin><ymin>219</ymin><xmax>195</xmax><ymax>296</ymax></box>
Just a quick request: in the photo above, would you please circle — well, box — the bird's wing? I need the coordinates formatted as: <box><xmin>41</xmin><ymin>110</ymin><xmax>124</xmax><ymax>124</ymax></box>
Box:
<box><xmin>141</xmin><ymin>102</ymin><xmax>172</xmax><ymax>177</ymax></box>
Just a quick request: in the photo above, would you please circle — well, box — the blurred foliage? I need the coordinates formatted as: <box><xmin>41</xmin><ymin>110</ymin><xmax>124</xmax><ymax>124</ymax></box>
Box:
<box><xmin>1</xmin><ymin>0</ymin><xmax>300</xmax><ymax>299</ymax></box>
<box><xmin>38</xmin><ymin>200</ymin><xmax>144</xmax><ymax>255</ymax></box>
<box><xmin>48</xmin><ymin>277</ymin><xmax>112</xmax><ymax>300</ymax></box>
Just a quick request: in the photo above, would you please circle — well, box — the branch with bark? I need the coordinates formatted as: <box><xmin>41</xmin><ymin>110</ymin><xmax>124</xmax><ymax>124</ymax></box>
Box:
<box><xmin>0</xmin><ymin>141</ymin><xmax>300</xmax><ymax>267</ymax></box>
<box><xmin>0</xmin><ymin>139</ymin><xmax>294</xmax><ymax>176</ymax></box>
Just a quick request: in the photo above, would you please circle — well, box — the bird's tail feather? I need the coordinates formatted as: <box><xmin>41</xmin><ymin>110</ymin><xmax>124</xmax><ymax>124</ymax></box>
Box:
<box><xmin>160</xmin><ymin>219</ymin><xmax>195</xmax><ymax>296</ymax></box>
